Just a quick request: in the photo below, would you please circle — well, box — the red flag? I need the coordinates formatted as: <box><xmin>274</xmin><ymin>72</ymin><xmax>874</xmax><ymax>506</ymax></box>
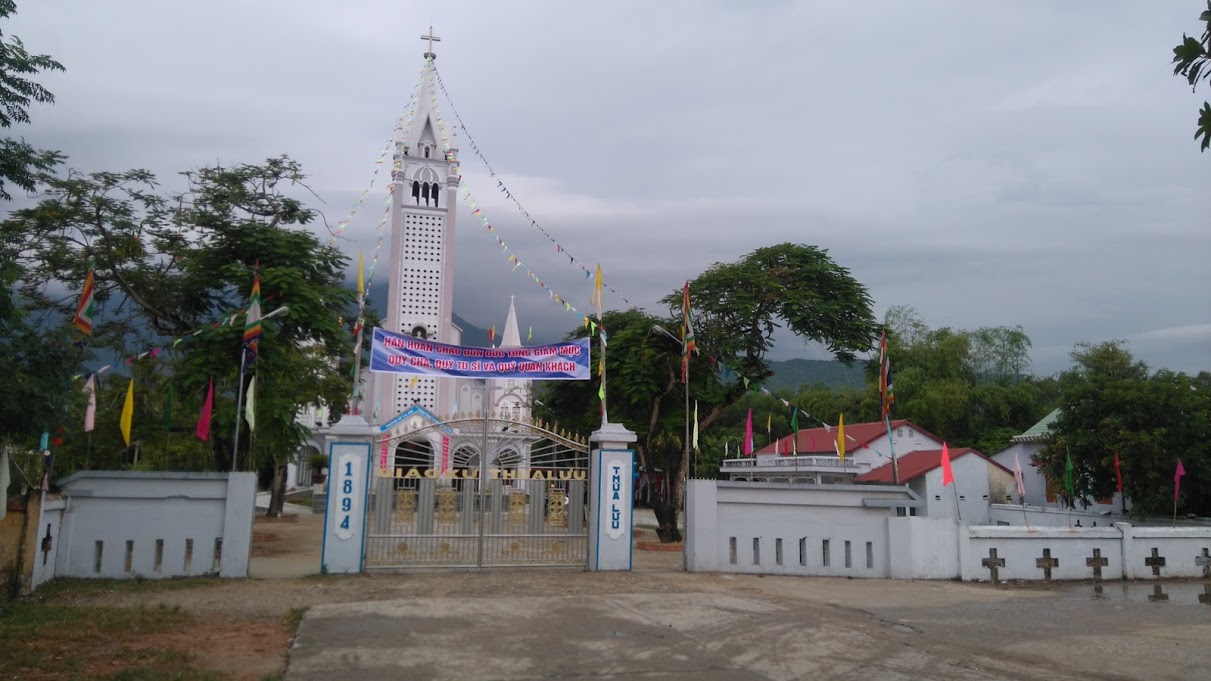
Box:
<box><xmin>195</xmin><ymin>377</ymin><xmax>214</xmax><ymax>441</ymax></box>
<box><xmin>1114</xmin><ymin>452</ymin><xmax>1123</xmax><ymax>494</ymax></box>
<box><xmin>940</xmin><ymin>443</ymin><xmax>954</xmax><ymax>487</ymax></box>
<box><xmin>742</xmin><ymin>409</ymin><xmax>753</xmax><ymax>456</ymax></box>
<box><xmin>1174</xmin><ymin>459</ymin><xmax>1186</xmax><ymax>501</ymax></box>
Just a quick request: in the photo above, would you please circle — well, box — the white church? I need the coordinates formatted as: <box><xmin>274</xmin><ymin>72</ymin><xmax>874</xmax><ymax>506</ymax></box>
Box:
<box><xmin>290</xmin><ymin>46</ymin><xmax>532</xmax><ymax>487</ymax></box>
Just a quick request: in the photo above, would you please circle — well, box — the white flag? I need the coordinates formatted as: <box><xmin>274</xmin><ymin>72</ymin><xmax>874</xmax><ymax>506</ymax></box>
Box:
<box><xmin>1014</xmin><ymin>452</ymin><xmax>1026</xmax><ymax>499</ymax></box>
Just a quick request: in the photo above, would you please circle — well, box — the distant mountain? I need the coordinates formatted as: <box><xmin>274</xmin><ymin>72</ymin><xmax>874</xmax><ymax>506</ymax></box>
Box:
<box><xmin>452</xmin><ymin>313</ymin><xmax>490</xmax><ymax>347</ymax></box>
<box><xmin>362</xmin><ymin>282</ymin><xmax>492</xmax><ymax>346</ymax></box>
<box><xmin>764</xmin><ymin>358</ymin><xmax>867</xmax><ymax>392</ymax></box>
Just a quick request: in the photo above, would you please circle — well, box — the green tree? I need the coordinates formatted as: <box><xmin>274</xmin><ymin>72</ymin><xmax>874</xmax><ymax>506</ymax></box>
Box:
<box><xmin>540</xmin><ymin>243</ymin><xmax>878</xmax><ymax>541</ymax></box>
<box><xmin>1040</xmin><ymin>341</ymin><xmax>1210</xmax><ymax>516</ymax></box>
<box><xmin>2</xmin><ymin>157</ymin><xmax>361</xmax><ymax>514</ymax></box>
<box><xmin>1173</xmin><ymin>1</ymin><xmax>1211</xmax><ymax>151</ymax></box>
<box><xmin>877</xmin><ymin>306</ymin><xmax>1055</xmax><ymax>454</ymax></box>
<box><xmin>0</xmin><ymin>0</ymin><xmax>65</xmax><ymax>201</ymax></box>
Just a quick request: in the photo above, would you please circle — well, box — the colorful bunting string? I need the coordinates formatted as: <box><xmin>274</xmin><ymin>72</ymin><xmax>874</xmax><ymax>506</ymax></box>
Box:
<box><xmin>423</xmin><ymin>73</ymin><xmax>600</xmax><ymax>329</ymax></box>
<box><xmin>328</xmin><ymin>61</ymin><xmax>428</xmax><ymax>248</ymax></box>
<box><xmin>432</xmin><ymin>65</ymin><xmax>630</xmax><ymax>305</ymax></box>
<box><xmin>70</xmin><ymin>305</ymin><xmax>289</xmax><ymax>381</ymax></box>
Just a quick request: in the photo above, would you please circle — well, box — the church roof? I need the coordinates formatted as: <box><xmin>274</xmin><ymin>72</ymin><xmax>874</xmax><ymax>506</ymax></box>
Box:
<box><xmin>855</xmin><ymin>448</ymin><xmax>1010</xmax><ymax>484</ymax></box>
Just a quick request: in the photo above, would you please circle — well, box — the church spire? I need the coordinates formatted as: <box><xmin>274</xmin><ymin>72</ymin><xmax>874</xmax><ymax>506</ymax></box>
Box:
<box><xmin>500</xmin><ymin>295</ymin><xmax>522</xmax><ymax>348</ymax></box>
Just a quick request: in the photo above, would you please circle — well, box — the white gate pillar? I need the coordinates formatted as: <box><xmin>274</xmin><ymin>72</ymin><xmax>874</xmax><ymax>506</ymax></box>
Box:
<box><xmin>321</xmin><ymin>414</ymin><xmax>376</xmax><ymax>574</ymax></box>
<box><xmin>588</xmin><ymin>421</ymin><xmax>637</xmax><ymax>571</ymax></box>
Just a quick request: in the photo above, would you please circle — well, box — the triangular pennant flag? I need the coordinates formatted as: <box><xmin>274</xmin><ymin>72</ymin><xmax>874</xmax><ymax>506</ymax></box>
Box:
<box><xmin>120</xmin><ymin>379</ymin><xmax>134</xmax><ymax>446</ymax></box>
<box><xmin>1175</xmin><ymin>458</ymin><xmax>1186</xmax><ymax>501</ymax></box>
<box><xmin>941</xmin><ymin>442</ymin><xmax>954</xmax><ymax>487</ymax></box>
<box><xmin>836</xmin><ymin>414</ymin><xmax>845</xmax><ymax>464</ymax></box>
<box><xmin>692</xmin><ymin>401</ymin><xmax>699</xmax><ymax>451</ymax></box>
<box><xmin>83</xmin><ymin>375</ymin><xmax>97</xmax><ymax>433</ymax></box>
<box><xmin>73</xmin><ymin>261</ymin><xmax>96</xmax><ymax>335</ymax></box>
<box><xmin>196</xmin><ymin>377</ymin><xmax>214</xmax><ymax>442</ymax></box>
<box><xmin>244</xmin><ymin>377</ymin><xmax>256</xmax><ymax>433</ymax></box>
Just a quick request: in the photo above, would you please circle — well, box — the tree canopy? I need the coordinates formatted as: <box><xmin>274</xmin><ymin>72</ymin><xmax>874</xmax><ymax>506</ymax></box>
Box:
<box><xmin>0</xmin><ymin>0</ymin><xmax>65</xmax><ymax>201</ymax></box>
<box><xmin>1173</xmin><ymin>1</ymin><xmax>1211</xmax><ymax>151</ymax></box>
<box><xmin>1</xmin><ymin>156</ymin><xmax>363</xmax><ymax>512</ymax></box>
<box><xmin>538</xmin><ymin>243</ymin><xmax>878</xmax><ymax>541</ymax></box>
<box><xmin>1039</xmin><ymin>341</ymin><xmax>1210</xmax><ymax>517</ymax></box>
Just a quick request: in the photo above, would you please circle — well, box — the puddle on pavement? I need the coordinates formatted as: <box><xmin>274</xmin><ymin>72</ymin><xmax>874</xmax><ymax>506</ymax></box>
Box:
<box><xmin>1088</xmin><ymin>581</ymin><xmax>1211</xmax><ymax>605</ymax></box>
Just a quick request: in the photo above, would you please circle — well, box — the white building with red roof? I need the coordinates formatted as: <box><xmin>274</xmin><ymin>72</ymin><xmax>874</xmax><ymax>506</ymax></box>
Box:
<box><xmin>855</xmin><ymin>448</ymin><xmax>1016</xmax><ymax>524</ymax></box>
<box><xmin>720</xmin><ymin>419</ymin><xmax>945</xmax><ymax>485</ymax></box>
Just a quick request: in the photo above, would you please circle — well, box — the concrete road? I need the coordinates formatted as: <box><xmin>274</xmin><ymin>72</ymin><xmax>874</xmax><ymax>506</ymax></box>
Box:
<box><xmin>285</xmin><ymin>572</ymin><xmax>1211</xmax><ymax>680</ymax></box>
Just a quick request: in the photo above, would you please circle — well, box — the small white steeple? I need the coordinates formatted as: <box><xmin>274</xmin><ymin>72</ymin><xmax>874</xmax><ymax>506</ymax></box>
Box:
<box><xmin>500</xmin><ymin>295</ymin><xmax>522</xmax><ymax>348</ymax></box>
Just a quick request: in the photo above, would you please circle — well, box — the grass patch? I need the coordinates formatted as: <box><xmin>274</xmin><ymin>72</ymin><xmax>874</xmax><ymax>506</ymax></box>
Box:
<box><xmin>33</xmin><ymin>575</ymin><xmax>225</xmax><ymax>599</ymax></box>
<box><xmin>286</xmin><ymin>605</ymin><xmax>309</xmax><ymax>633</ymax></box>
<box><xmin>0</xmin><ymin>601</ymin><xmax>219</xmax><ymax>679</ymax></box>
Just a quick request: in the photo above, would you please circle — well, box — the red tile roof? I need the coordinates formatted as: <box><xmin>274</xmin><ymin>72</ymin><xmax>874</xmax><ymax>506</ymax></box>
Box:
<box><xmin>854</xmin><ymin>448</ymin><xmax>1012</xmax><ymax>484</ymax></box>
<box><xmin>755</xmin><ymin>419</ymin><xmax>943</xmax><ymax>455</ymax></box>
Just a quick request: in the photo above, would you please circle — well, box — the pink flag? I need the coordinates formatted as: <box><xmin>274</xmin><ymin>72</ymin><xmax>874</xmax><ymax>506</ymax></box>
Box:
<box><xmin>1014</xmin><ymin>452</ymin><xmax>1025</xmax><ymax>498</ymax></box>
<box><xmin>940</xmin><ymin>443</ymin><xmax>954</xmax><ymax>487</ymax></box>
<box><xmin>195</xmin><ymin>377</ymin><xmax>214</xmax><ymax>441</ymax></box>
<box><xmin>83</xmin><ymin>375</ymin><xmax>97</xmax><ymax>433</ymax></box>
<box><xmin>742</xmin><ymin>409</ymin><xmax>753</xmax><ymax>456</ymax></box>
<box><xmin>1174</xmin><ymin>459</ymin><xmax>1186</xmax><ymax>501</ymax></box>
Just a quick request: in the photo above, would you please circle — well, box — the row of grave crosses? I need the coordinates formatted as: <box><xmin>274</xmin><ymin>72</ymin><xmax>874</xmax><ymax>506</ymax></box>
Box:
<box><xmin>980</xmin><ymin>546</ymin><xmax>1211</xmax><ymax>582</ymax></box>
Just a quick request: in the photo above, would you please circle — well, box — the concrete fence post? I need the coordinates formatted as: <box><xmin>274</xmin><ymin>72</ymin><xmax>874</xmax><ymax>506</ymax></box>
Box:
<box><xmin>1115</xmin><ymin>522</ymin><xmax>1134</xmax><ymax>580</ymax></box>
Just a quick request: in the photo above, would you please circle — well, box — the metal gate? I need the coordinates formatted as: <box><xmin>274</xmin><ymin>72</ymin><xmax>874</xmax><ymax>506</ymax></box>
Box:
<box><xmin>364</xmin><ymin>413</ymin><xmax>589</xmax><ymax>568</ymax></box>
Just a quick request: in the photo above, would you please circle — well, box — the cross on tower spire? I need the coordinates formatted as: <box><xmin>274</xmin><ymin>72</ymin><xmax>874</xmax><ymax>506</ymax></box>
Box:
<box><xmin>421</xmin><ymin>24</ymin><xmax>441</xmax><ymax>60</ymax></box>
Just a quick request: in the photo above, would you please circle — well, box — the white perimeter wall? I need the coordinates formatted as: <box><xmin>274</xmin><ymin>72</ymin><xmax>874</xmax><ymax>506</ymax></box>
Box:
<box><xmin>52</xmin><ymin>471</ymin><xmax>256</xmax><ymax>581</ymax></box>
<box><xmin>687</xmin><ymin>481</ymin><xmax>1211</xmax><ymax>582</ymax></box>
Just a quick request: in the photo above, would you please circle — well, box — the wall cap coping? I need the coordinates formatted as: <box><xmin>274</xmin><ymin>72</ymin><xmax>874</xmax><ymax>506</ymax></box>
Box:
<box><xmin>968</xmin><ymin>525</ymin><xmax>1122</xmax><ymax>539</ymax></box>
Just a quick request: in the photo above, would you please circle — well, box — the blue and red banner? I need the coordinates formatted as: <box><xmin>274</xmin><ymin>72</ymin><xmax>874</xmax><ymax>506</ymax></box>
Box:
<box><xmin>369</xmin><ymin>327</ymin><xmax>590</xmax><ymax>380</ymax></box>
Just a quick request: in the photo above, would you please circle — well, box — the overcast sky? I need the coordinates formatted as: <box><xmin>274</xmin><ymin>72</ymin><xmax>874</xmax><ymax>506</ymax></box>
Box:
<box><xmin>8</xmin><ymin>1</ymin><xmax>1209</xmax><ymax>375</ymax></box>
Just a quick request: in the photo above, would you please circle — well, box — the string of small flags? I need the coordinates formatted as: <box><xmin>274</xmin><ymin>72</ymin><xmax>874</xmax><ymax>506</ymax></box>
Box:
<box><xmin>432</xmin><ymin>65</ymin><xmax>630</xmax><ymax>305</ymax></box>
<box><xmin>353</xmin><ymin>60</ymin><xmax>430</xmax><ymax>327</ymax></box>
<box><xmin>706</xmin><ymin>355</ymin><xmax>895</xmax><ymax>463</ymax></box>
<box><xmin>70</xmin><ymin>305</ymin><xmax>289</xmax><ymax>382</ymax></box>
<box><xmin>327</xmin><ymin>61</ymin><xmax>428</xmax><ymax>247</ymax></box>
<box><xmin>425</xmin><ymin>72</ymin><xmax>601</xmax><ymax>332</ymax></box>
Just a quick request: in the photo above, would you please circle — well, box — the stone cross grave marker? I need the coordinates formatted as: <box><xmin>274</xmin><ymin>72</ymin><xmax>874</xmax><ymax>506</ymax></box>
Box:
<box><xmin>1145</xmin><ymin>547</ymin><xmax>1166</xmax><ymax>577</ymax></box>
<box><xmin>982</xmin><ymin>547</ymin><xmax>1005</xmax><ymax>582</ymax></box>
<box><xmin>1035</xmin><ymin>548</ymin><xmax>1059</xmax><ymax>580</ymax></box>
<box><xmin>1195</xmin><ymin>548</ymin><xmax>1210</xmax><ymax>580</ymax></box>
<box><xmin>1086</xmin><ymin>548</ymin><xmax>1108</xmax><ymax>580</ymax></box>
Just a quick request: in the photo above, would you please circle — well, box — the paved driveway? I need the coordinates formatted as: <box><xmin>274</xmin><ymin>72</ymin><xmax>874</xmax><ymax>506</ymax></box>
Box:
<box><xmin>285</xmin><ymin>573</ymin><xmax>1211</xmax><ymax>680</ymax></box>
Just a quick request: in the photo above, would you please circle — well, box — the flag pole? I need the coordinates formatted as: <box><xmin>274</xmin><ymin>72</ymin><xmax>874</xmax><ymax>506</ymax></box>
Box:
<box><xmin>884</xmin><ymin>415</ymin><xmax>899</xmax><ymax>485</ymax></box>
<box><xmin>232</xmin><ymin>359</ymin><xmax>245</xmax><ymax>473</ymax></box>
<box><xmin>952</xmin><ymin>478</ymin><xmax>963</xmax><ymax>522</ymax></box>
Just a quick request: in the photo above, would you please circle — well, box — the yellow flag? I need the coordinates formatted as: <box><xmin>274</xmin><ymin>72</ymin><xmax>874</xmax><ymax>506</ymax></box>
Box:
<box><xmin>356</xmin><ymin>250</ymin><xmax>365</xmax><ymax>299</ymax></box>
<box><xmin>589</xmin><ymin>264</ymin><xmax>603</xmax><ymax>320</ymax></box>
<box><xmin>836</xmin><ymin>413</ymin><xmax>845</xmax><ymax>464</ymax></box>
<box><xmin>408</xmin><ymin>375</ymin><xmax>419</xmax><ymax>389</ymax></box>
<box><xmin>767</xmin><ymin>413</ymin><xmax>771</xmax><ymax>433</ymax></box>
<box><xmin>120</xmin><ymin>379</ymin><xmax>134</xmax><ymax>446</ymax></box>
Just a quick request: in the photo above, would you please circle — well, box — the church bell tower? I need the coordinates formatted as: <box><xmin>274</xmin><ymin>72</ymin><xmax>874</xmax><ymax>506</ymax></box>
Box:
<box><xmin>381</xmin><ymin>30</ymin><xmax>460</xmax><ymax>419</ymax></box>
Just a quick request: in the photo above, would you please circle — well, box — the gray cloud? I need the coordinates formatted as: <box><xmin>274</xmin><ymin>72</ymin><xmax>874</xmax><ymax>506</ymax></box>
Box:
<box><xmin>7</xmin><ymin>0</ymin><xmax>1209</xmax><ymax>375</ymax></box>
